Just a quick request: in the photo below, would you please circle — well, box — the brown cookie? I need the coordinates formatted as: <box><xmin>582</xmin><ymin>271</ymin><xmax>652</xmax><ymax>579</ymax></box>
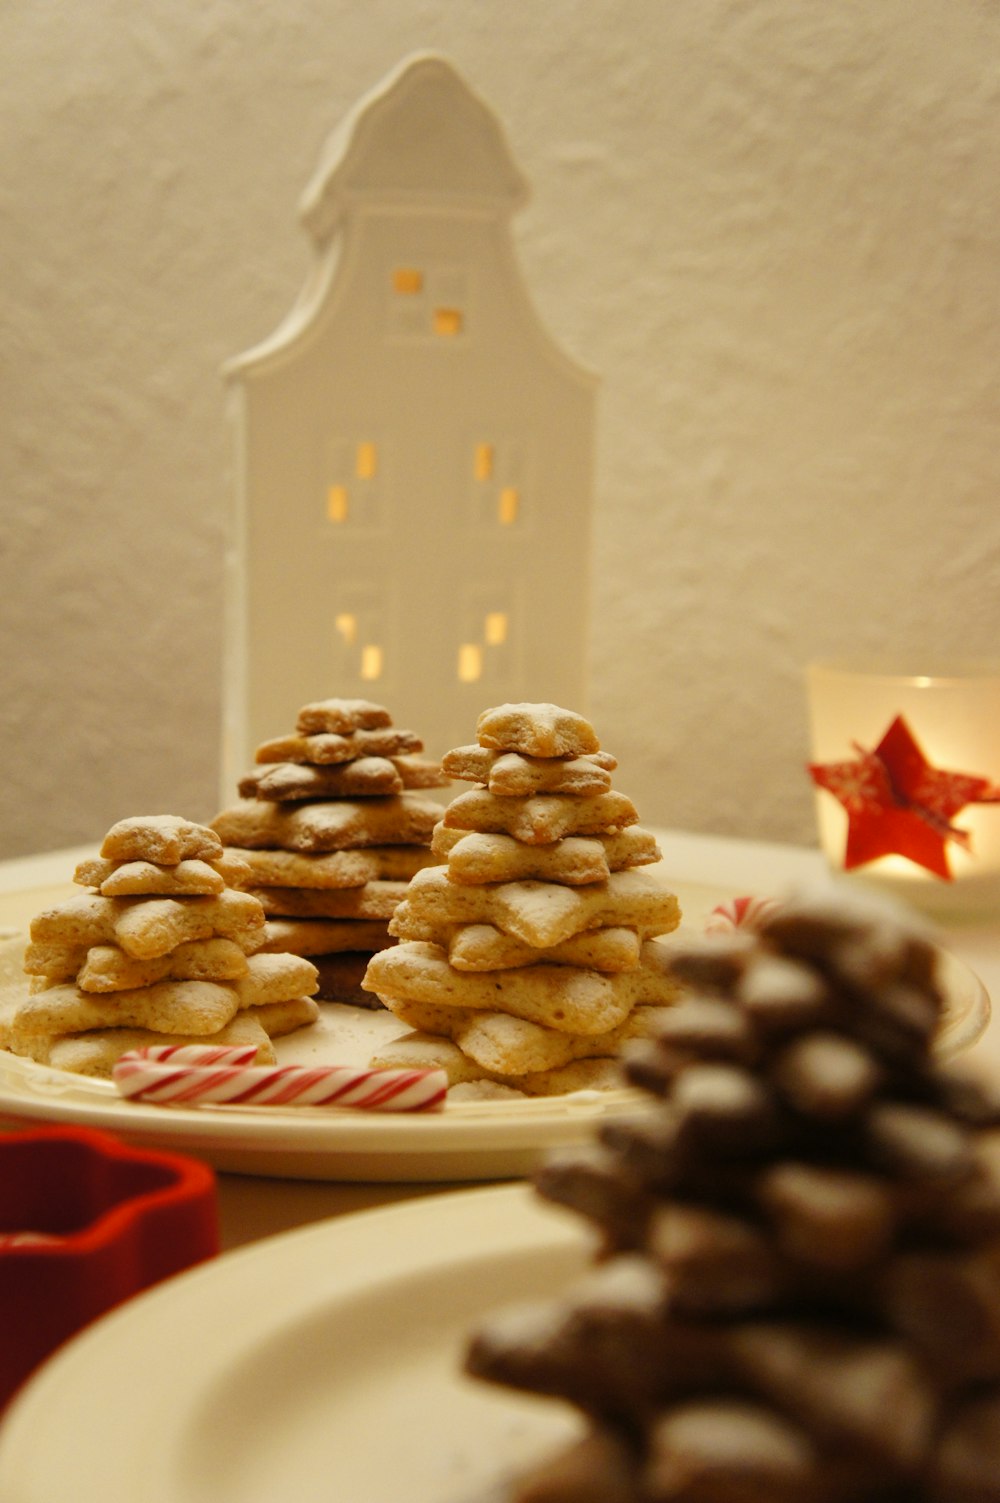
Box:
<box><xmin>254</xmin><ymin>727</ymin><xmax>423</xmax><ymax>766</ymax></box>
<box><xmin>294</xmin><ymin>698</ymin><xmax>393</xmax><ymax>734</ymax></box>
<box><xmin>38</xmin><ymin>1013</ymin><xmax>278</xmax><ymax>1078</ymax></box>
<box><xmin>446</xmin><ymin>923</ymin><xmax>642</xmax><ymax>974</ymax></box>
<box><xmin>379</xmin><ymin>997</ymin><xmax>670</xmax><ymax>1076</ymax></box>
<box><xmin>225</xmin><ymin>845</ymin><xmax>437</xmax><ymax>890</ymax></box>
<box><xmin>442</xmin><ymin>744</ymin><xmax>616</xmax><ymax>794</ymax></box>
<box><xmin>248</xmin><ymin>881</ymin><xmax>409</xmax><ymax>920</ymax></box>
<box><xmin>442</xmin><ymin>788</ymin><xmax>638</xmax><ymax>845</ymax></box>
<box><xmin>239</xmin><ymin>758</ymin><xmax>406</xmax><ymax>800</ymax></box>
<box><xmin>371</xmin><ymin>1031</ymin><xmax>623</xmax><ymax>1097</ymax></box>
<box><xmin>476</xmin><ymin>703</ymin><xmax>601</xmax><ymax>758</ymax></box>
<box><xmin>13</xmin><ymin>979</ymin><xmax>244</xmax><ymax>1038</ymax></box>
<box><xmin>29</xmin><ymin>888</ymin><xmax>266</xmax><ymax>962</ymax></box>
<box><xmin>73</xmin><ymin>854</ymin><xmax>251</xmax><ymax>897</ymax></box>
<box><xmin>432</xmin><ymin>827</ymin><xmax>661</xmax><ymax>885</ymax></box>
<box><xmin>365</xmin><ymin>940</ymin><xmax>680</xmax><ymax>1037</ymax></box>
<box><xmin>390</xmin><ymin>866</ymin><xmax>680</xmax><ymax>950</ymax></box>
<box><xmin>211</xmin><ymin>794</ymin><xmax>443</xmax><ymax>852</ymax></box>
<box><xmin>75</xmin><ymin>938</ymin><xmax>251</xmax><ymax>993</ymax></box>
<box><xmin>99</xmin><ymin>815</ymin><xmax>224</xmax><ymax>865</ymax></box>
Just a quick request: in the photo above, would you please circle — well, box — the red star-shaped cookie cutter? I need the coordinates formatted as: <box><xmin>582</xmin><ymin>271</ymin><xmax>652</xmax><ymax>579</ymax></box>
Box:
<box><xmin>808</xmin><ymin>713</ymin><xmax>1000</xmax><ymax>879</ymax></box>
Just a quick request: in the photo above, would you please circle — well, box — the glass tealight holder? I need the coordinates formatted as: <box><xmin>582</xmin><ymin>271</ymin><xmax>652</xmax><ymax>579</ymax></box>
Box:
<box><xmin>806</xmin><ymin>658</ymin><xmax>1000</xmax><ymax>919</ymax></box>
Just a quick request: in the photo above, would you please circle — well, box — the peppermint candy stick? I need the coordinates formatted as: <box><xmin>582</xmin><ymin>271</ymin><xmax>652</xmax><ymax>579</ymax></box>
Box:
<box><xmin>132</xmin><ymin>1043</ymin><xmax>261</xmax><ymax>1067</ymax></box>
<box><xmin>112</xmin><ymin>1049</ymin><xmax>448</xmax><ymax>1113</ymax></box>
<box><xmin>704</xmin><ymin>894</ymin><xmax>781</xmax><ymax>935</ymax></box>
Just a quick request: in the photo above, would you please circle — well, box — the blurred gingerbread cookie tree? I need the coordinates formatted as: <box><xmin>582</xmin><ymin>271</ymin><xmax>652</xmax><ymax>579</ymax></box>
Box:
<box><xmin>467</xmin><ymin>885</ymin><xmax>1000</xmax><ymax>1502</ymax></box>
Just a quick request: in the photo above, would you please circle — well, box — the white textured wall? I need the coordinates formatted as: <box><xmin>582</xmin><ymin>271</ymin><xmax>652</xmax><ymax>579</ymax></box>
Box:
<box><xmin>3</xmin><ymin>0</ymin><xmax>999</xmax><ymax>858</ymax></box>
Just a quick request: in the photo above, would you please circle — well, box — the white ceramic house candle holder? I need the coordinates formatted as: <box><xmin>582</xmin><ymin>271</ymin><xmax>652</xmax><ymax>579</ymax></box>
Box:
<box><xmin>221</xmin><ymin>53</ymin><xmax>596</xmax><ymax>788</ymax></box>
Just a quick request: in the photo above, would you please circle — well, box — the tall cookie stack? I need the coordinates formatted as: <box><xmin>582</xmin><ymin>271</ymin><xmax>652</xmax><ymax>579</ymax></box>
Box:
<box><xmin>211</xmin><ymin>698</ymin><xmax>447</xmax><ymax>1006</ymax></box>
<box><xmin>4</xmin><ymin>816</ymin><xmax>319</xmax><ymax>1076</ymax></box>
<box><xmin>466</xmin><ymin>884</ymin><xmax>1000</xmax><ymax>1501</ymax></box>
<box><xmin>363</xmin><ymin>702</ymin><xmax>683</xmax><ymax>1096</ymax></box>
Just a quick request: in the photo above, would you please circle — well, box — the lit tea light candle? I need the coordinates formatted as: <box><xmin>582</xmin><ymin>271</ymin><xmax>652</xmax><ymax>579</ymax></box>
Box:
<box><xmin>806</xmin><ymin>659</ymin><xmax>1000</xmax><ymax>915</ymax></box>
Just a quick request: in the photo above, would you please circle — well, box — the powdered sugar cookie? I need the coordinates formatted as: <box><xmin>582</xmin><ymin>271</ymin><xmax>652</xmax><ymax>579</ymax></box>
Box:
<box><xmin>100</xmin><ymin>815</ymin><xmax>224</xmax><ymax>865</ymax></box>
<box><xmin>359</xmin><ymin>702</ymin><xmax>683</xmax><ymax>1095</ymax></box>
<box><xmin>9</xmin><ymin>813</ymin><xmax>322</xmax><ymax>1078</ymax></box>
<box><xmin>442</xmin><ymin>745</ymin><xmax>616</xmax><ymax>795</ymax></box>
<box><xmin>475</xmin><ymin>703</ymin><xmax>600</xmax><ymax>758</ymax></box>
<box><xmin>365</xmin><ymin>939</ymin><xmax>679</xmax><ymax>1036</ymax></box>
<box><xmin>211</xmin><ymin>794</ymin><xmax>443</xmax><ymax>852</ymax></box>
<box><xmin>73</xmin><ymin>854</ymin><xmax>252</xmax><ymax>897</ymax></box>
<box><xmin>244</xmin><ymin>880</ymin><xmax>410</xmax><ymax>921</ymax></box>
<box><xmin>239</xmin><ymin>757</ymin><xmax>406</xmax><ymax>800</ymax></box>
<box><xmin>230</xmin><ymin>951</ymin><xmax>318</xmax><ymax>1009</ymax></box>
<box><xmin>30</xmin><ymin>888</ymin><xmax>267</xmax><ymax>963</ymax></box>
<box><xmin>441</xmin><ymin>788</ymin><xmax>638</xmax><ymax>845</ymax></box>
<box><xmin>14</xmin><ymin>979</ymin><xmax>244</xmax><ymax>1039</ymax></box>
<box><xmin>226</xmin><ymin>845</ymin><xmax>435</xmax><ymax>891</ymax></box>
<box><xmin>294</xmin><ymin>698</ymin><xmax>393</xmax><ymax>734</ymax></box>
<box><xmin>432</xmin><ymin>827</ymin><xmax>661</xmax><ymax>884</ymax></box>
<box><xmin>254</xmin><ymin>726</ymin><xmax>423</xmax><ymax>766</ymax></box>
<box><xmin>390</xmin><ymin>866</ymin><xmax>680</xmax><ymax>950</ymax></box>
<box><xmin>112</xmin><ymin>889</ymin><xmax>267</xmax><ymax>960</ymax></box>
<box><xmin>446</xmin><ymin>923</ymin><xmax>642</xmax><ymax>973</ymax></box>
<box><xmin>249</xmin><ymin>995</ymin><xmax>321</xmax><ymax>1037</ymax></box>
<box><xmin>212</xmin><ymin>700</ymin><xmax>446</xmax><ymax>1013</ymax></box>
<box><xmin>75</xmin><ymin>938</ymin><xmax>250</xmax><ymax>992</ymax></box>
<box><xmin>382</xmin><ymin>998</ymin><xmax>669</xmax><ymax>1076</ymax></box>
<box><xmin>370</xmin><ymin>1032</ymin><xmax>623</xmax><ymax>1097</ymax></box>
<box><xmin>40</xmin><ymin>1012</ymin><xmax>278</xmax><ymax>1078</ymax></box>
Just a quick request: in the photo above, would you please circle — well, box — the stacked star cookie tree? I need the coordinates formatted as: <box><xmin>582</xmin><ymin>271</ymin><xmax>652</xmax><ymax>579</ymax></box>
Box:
<box><xmin>4</xmin><ymin>816</ymin><xmax>319</xmax><ymax>1076</ymax></box>
<box><xmin>364</xmin><ymin>703</ymin><xmax>682</xmax><ymax>1096</ymax></box>
<box><xmin>467</xmin><ymin>886</ymin><xmax>1000</xmax><ymax>1501</ymax></box>
<box><xmin>212</xmin><ymin>698</ymin><xmax>446</xmax><ymax>1005</ymax></box>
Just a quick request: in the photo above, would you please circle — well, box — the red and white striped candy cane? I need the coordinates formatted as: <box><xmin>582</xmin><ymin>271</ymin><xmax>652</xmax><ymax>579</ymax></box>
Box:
<box><xmin>704</xmin><ymin>894</ymin><xmax>781</xmax><ymax>935</ymax></box>
<box><xmin>112</xmin><ymin>1046</ymin><xmax>448</xmax><ymax>1113</ymax></box>
<box><xmin>134</xmin><ymin>1043</ymin><xmax>261</xmax><ymax>1067</ymax></box>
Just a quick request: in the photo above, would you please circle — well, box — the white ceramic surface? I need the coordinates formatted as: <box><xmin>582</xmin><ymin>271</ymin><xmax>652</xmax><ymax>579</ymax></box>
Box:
<box><xmin>0</xmin><ymin>1183</ymin><xmax>589</xmax><ymax>1503</ymax></box>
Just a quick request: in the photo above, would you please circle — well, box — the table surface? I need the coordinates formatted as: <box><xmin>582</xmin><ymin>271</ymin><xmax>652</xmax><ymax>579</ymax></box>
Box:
<box><xmin>2</xmin><ymin>829</ymin><xmax>998</xmax><ymax>1250</ymax></box>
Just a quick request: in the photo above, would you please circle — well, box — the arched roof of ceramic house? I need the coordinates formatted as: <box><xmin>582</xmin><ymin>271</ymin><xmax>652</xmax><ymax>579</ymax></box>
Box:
<box><xmin>299</xmin><ymin>53</ymin><xmax>530</xmax><ymax>245</ymax></box>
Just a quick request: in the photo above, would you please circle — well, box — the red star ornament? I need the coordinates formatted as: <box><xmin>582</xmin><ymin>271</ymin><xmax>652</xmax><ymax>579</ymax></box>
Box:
<box><xmin>808</xmin><ymin>713</ymin><xmax>1000</xmax><ymax>880</ymax></box>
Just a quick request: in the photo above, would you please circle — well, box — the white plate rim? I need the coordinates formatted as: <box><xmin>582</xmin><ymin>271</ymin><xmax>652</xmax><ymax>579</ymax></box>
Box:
<box><xmin>0</xmin><ymin>879</ymin><xmax>989</xmax><ymax>1180</ymax></box>
<box><xmin>0</xmin><ymin>1182</ymin><xmax>587</xmax><ymax>1503</ymax></box>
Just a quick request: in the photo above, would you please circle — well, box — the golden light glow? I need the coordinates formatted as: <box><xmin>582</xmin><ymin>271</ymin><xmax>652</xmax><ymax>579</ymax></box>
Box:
<box><xmin>474</xmin><ymin>443</ymin><xmax>494</xmax><ymax>481</ymax></box>
<box><xmin>335</xmin><ymin>612</ymin><xmax>357</xmax><ymax>644</ymax></box>
<box><xmin>498</xmin><ymin>486</ymin><xmax>519</xmax><ymax>525</ymax></box>
<box><xmin>360</xmin><ymin>644</ymin><xmax>384</xmax><ymax>681</ymax></box>
<box><xmin>457</xmin><ymin>644</ymin><xmax>482</xmax><ymax>682</ymax></box>
<box><xmin>434</xmin><ymin>307</ymin><xmax>463</xmax><ymax>337</ymax></box>
<box><xmin>327</xmin><ymin>485</ymin><xmax>349</xmax><ymax>523</ymax></box>
<box><xmin>393</xmin><ymin>268</ymin><xmax>423</xmax><ymax>295</ymax></box>
<box><xmin>355</xmin><ymin>442</ymin><xmax>377</xmax><ymax>480</ymax></box>
<box><xmin>484</xmin><ymin>611</ymin><xmax>507</xmax><ymax>646</ymax></box>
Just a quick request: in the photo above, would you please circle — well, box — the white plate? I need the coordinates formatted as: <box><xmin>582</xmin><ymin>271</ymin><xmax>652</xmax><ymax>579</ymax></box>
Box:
<box><xmin>0</xmin><ymin>1184</ymin><xmax>587</xmax><ymax>1503</ymax></box>
<box><xmin>0</xmin><ymin>877</ymin><xmax>989</xmax><ymax>1181</ymax></box>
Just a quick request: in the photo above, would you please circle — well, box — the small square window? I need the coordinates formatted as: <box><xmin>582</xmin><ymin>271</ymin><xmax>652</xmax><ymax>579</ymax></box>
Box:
<box><xmin>393</xmin><ymin>268</ymin><xmax>424</xmax><ymax>295</ymax></box>
<box><xmin>434</xmin><ymin>308</ymin><xmax>464</xmax><ymax>337</ymax></box>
